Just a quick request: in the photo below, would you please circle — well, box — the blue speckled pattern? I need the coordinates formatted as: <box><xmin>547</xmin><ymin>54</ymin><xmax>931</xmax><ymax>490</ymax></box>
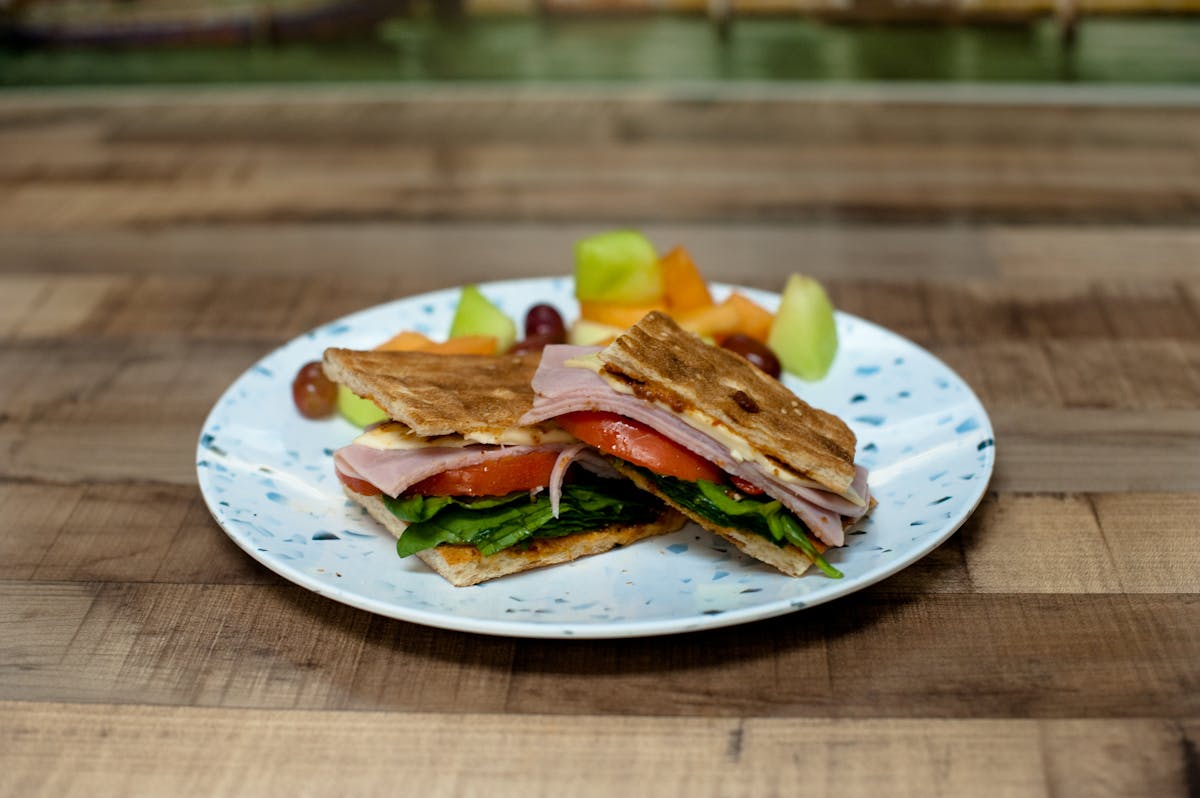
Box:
<box><xmin>196</xmin><ymin>278</ymin><xmax>995</xmax><ymax>639</ymax></box>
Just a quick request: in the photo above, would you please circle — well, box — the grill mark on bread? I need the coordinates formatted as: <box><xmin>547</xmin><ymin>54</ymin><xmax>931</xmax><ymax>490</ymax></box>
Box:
<box><xmin>323</xmin><ymin>348</ymin><xmax>542</xmax><ymax>438</ymax></box>
<box><xmin>598</xmin><ymin>312</ymin><xmax>857</xmax><ymax>493</ymax></box>
<box><xmin>601</xmin><ymin>366</ymin><xmax>688</xmax><ymax>413</ymax></box>
<box><xmin>731</xmin><ymin>390</ymin><xmax>759</xmax><ymax>414</ymax></box>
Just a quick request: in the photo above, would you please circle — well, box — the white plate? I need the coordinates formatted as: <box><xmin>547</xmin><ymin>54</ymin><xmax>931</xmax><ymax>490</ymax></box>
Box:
<box><xmin>197</xmin><ymin>277</ymin><xmax>994</xmax><ymax>639</ymax></box>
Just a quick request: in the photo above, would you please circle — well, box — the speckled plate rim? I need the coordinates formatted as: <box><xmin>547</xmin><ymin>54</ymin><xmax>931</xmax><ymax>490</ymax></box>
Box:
<box><xmin>197</xmin><ymin>277</ymin><xmax>995</xmax><ymax>639</ymax></box>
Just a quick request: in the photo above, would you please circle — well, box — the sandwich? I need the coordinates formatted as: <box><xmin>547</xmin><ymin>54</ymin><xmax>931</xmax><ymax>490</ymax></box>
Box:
<box><xmin>323</xmin><ymin>347</ymin><xmax>685</xmax><ymax>586</ymax></box>
<box><xmin>517</xmin><ymin>311</ymin><xmax>872</xmax><ymax>578</ymax></box>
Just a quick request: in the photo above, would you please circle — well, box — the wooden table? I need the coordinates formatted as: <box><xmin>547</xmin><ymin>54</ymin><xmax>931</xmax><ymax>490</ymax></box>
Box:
<box><xmin>2</xmin><ymin>87</ymin><xmax>1198</xmax><ymax>797</ymax></box>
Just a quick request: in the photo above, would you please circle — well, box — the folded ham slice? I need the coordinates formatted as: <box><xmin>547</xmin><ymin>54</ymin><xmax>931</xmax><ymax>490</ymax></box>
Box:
<box><xmin>518</xmin><ymin>345</ymin><xmax>870</xmax><ymax>547</ymax></box>
<box><xmin>334</xmin><ymin>443</ymin><xmax>570</xmax><ymax>499</ymax></box>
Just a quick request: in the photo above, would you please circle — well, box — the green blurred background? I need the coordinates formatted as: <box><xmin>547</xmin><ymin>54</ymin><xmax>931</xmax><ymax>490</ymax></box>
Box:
<box><xmin>2</xmin><ymin>2</ymin><xmax>1198</xmax><ymax>86</ymax></box>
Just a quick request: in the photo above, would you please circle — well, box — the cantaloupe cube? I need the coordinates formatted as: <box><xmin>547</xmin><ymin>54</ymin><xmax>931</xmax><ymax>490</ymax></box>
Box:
<box><xmin>675</xmin><ymin>302</ymin><xmax>741</xmax><ymax>341</ymax></box>
<box><xmin>722</xmin><ymin>293</ymin><xmax>774</xmax><ymax>343</ymax></box>
<box><xmin>578</xmin><ymin>299</ymin><xmax>667</xmax><ymax>329</ymax></box>
<box><xmin>660</xmin><ymin>246</ymin><xmax>713</xmax><ymax>313</ymax></box>
<box><xmin>375</xmin><ymin>330</ymin><xmax>497</xmax><ymax>354</ymax></box>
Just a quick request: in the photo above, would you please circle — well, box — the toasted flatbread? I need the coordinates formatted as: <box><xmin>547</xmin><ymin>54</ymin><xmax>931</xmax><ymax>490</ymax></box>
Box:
<box><xmin>345</xmin><ymin>486</ymin><xmax>686</xmax><ymax>587</ymax></box>
<box><xmin>598</xmin><ymin>311</ymin><xmax>857</xmax><ymax>496</ymax></box>
<box><xmin>323</xmin><ymin>348</ymin><xmax>541</xmax><ymax>439</ymax></box>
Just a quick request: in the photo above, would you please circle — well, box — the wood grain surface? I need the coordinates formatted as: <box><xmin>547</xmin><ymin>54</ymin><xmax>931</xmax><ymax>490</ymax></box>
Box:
<box><xmin>1</xmin><ymin>88</ymin><xmax>1198</xmax><ymax>797</ymax></box>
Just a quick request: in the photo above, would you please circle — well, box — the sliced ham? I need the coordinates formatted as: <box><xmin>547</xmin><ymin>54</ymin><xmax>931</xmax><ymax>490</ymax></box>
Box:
<box><xmin>518</xmin><ymin>345</ymin><xmax>870</xmax><ymax>547</ymax></box>
<box><xmin>334</xmin><ymin>443</ymin><xmax>569</xmax><ymax>499</ymax></box>
<box><xmin>548</xmin><ymin>444</ymin><xmax>587</xmax><ymax>518</ymax></box>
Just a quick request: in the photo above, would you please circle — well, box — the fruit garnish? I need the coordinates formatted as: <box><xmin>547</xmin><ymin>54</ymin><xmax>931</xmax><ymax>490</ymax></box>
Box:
<box><xmin>567</xmin><ymin>318</ymin><xmax>624</xmax><ymax>346</ymax></box>
<box><xmin>660</xmin><ymin>246</ymin><xmax>713</xmax><ymax>313</ymax></box>
<box><xmin>767</xmin><ymin>274</ymin><xmax>838</xmax><ymax>381</ymax></box>
<box><xmin>336</xmin><ymin>384</ymin><xmax>388</xmax><ymax>428</ymax></box>
<box><xmin>574</xmin><ymin>230</ymin><xmax>663</xmax><ymax>304</ymax></box>
<box><xmin>721</xmin><ymin>333</ymin><xmax>782</xmax><ymax>379</ymax></box>
<box><xmin>523</xmin><ymin>304</ymin><xmax>566</xmax><ymax>344</ymax></box>
<box><xmin>578</xmin><ymin>298</ymin><xmax>666</xmax><ymax>328</ymax></box>
<box><xmin>376</xmin><ymin>330</ymin><xmax>497</xmax><ymax>355</ymax></box>
<box><xmin>449</xmin><ymin>285</ymin><xmax>517</xmax><ymax>353</ymax></box>
<box><xmin>292</xmin><ymin>361</ymin><xmax>337</xmax><ymax>419</ymax></box>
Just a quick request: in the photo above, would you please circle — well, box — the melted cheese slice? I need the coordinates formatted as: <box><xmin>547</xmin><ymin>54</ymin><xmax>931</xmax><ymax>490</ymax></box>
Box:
<box><xmin>354</xmin><ymin>421</ymin><xmax>574</xmax><ymax>450</ymax></box>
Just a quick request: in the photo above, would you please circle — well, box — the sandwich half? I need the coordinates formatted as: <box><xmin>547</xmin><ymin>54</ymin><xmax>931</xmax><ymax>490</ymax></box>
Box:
<box><xmin>324</xmin><ymin>347</ymin><xmax>685</xmax><ymax>586</ymax></box>
<box><xmin>517</xmin><ymin>311</ymin><xmax>872</xmax><ymax>578</ymax></box>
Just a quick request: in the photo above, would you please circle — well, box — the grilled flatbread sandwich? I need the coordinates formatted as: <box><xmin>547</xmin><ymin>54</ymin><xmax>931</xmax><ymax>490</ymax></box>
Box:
<box><xmin>518</xmin><ymin>311</ymin><xmax>872</xmax><ymax>578</ymax></box>
<box><xmin>324</xmin><ymin>347</ymin><xmax>684</xmax><ymax>586</ymax></box>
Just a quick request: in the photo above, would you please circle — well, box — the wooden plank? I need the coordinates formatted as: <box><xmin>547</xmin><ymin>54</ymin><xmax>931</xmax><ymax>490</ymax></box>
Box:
<box><xmin>1093</xmin><ymin>493</ymin><xmax>1200</xmax><ymax>594</ymax></box>
<box><xmin>987</xmin><ymin>225</ymin><xmax>1200</xmax><ymax>281</ymax></box>
<box><xmin>3</xmin><ymin>582</ymin><xmax>1195</xmax><ymax>717</ymax></box>
<box><xmin>508</xmin><ymin>615</ymin><xmax>835</xmax><ymax>715</ymax></box>
<box><xmin>9</xmin><ymin>276</ymin><xmax>124</xmax><ymax>340</ymax></box>
<box><xmin>923</xmin><ymin>279</ymin><xmax>1124</xmax><ymax>342</ymax></box>
<box><xmin>2</xmin><ymin>92</ymin><xmax>1200</xmax><ymax>230</ymax></box>
<box><xmin>819</xmin><ymin>593</ymin><xmax>1200</xmax><ymax>720</ymax></box>
<box><xmin>1038</xmin><ymin>720</ymin><xmax>1196</xmax><ymax>798</ymax></box>
<box><xmin>344</xmin><ymin>617</ymin><xmax>515</xmax><ymax>713</ymax></box>
<box><xmin>0</xmin><ymin>276</ymin><xmax>49</xmax><ymax>338</ymax></box>
<box><xmin>955</xmin><ymin>494</ymin><xmax>1123</xmax><ymax>593</ymax></box>
<box><xmin>1043</xmin><ymin>340</ymin><xmax>1141</xmax><ymax>410</ymax></box>
<box><xmin>829</xmin><ymin>279</ymin><xmax>936</xmax><ymax>343</ymax></box>
<box><xmin>1043</xmin><ymin>340</ymin><xmax>1200</xmax><ymax>410</ymax></box>
<box><xmin>0</xmin><ymin>338</ymin><xmax>267</xmax><ymax>427</ymax></box>
<box><xmin>152</xmin><ymin>496</ymin><xmax>280</xmax><ymax>585</ymax></box>
<box><xmin>1108</xmin><ymin>341</ymin><xmax>1200</xmax><ymax>409</ymax></box>
<box><xmin>504</xmin><ymin>593</ymin><xmax>1200</xmax><ymax>718</ymax></box>
<box><xmin>3</xmin><ymin>141</ymin><xmax>1195</xmax><ymax>228</ymax></box>
<box><xmin>29</xmin><ymin>484</ymin><xmax>196</xmax><ymax>583</ymax></box>
<box><xmin>4</xmin><ymin>91</ymin><xmax>1199</xmax><ymax>147</ymax></box>
<box><xmin>932</xmin><ymin>340</ymin><xmax>1200</xmax><ymax>412</ymax></box>
<box><xmin>1096</xmin><ymin>281</ymin><xmax>1200</xmax><ymax>340</ymax></box>
<box><xmin>1</xmin><ymin>704</ymin><xmax>1193</xmax><ymax>798</ymax></box>
<box><xmin>39</xmin><ymin>583</ymin><xmax>373</xmax><ymax>709</ymax></box>
<box><xmin>82</xmin><ymin>275</ymin><xmax>217</xmax><ymax>339</ymax></box>
<box><xmin>0</xmin><ymin>420</ymin><xmax>201</xmax><ymax>486</ymax></box>
<box><xmin>0</xmin><ymin>484</ymin><xmax>88</xmax><ymax>580</ymax></box>
<box><xmin>988</xmin><ymin>408</ymin><xmax>1200</xmax><ymax>493</ymax></box>
<box><xmin>10</xmin><ymin>222</ymin><xmax>1195</xmax><ymax>283</ymax></box>
<box><xmin>0</xmin><ymin>583</ymin><xmax>97</xmax><ymax>674</ymax></box>
<box><xmin>931</xmin><ymin>340</ymin><xmax>1063</xmax><ymax>407</ymax></box>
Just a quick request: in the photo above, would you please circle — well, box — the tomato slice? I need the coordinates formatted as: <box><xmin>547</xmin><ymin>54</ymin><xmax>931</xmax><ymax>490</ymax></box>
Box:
<box><xmin>555</xmin><ymin>411</ymin><xmax>724</xmax><ymax>483</ymax></box>
<box><xmin>729</xmin><ymin>475</ymin><xmax>765</xmax><ymax>496</ymax></box>
<box><xmin>337</xmin><ymin>469</ymin><xmax>382</xmax><ymax>497</ymax></box>
<box><xmin>405</xmin><ymin>450</ymin><xmax>561</xmax><ymax>497</ymax></box>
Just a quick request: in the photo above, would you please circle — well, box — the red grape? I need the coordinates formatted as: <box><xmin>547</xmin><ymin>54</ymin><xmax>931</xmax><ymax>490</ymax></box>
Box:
<box><xmin>292</xmin><ymin>361</ymin><xmax>337</xmax><ymax>418</ymax></box>
<box><xmin>722</xmin><ymin>334</ymin><xmax>782</xmax><ymax>379</ymax></box>
<box><xmin>524</xmin><ymin>304</ymin><xmax>566</xmax><ymax>344</ymax></box>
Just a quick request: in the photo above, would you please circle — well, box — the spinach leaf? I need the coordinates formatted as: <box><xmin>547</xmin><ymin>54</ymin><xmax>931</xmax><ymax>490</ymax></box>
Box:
<box><xmin>628</xmin><ymin>465</ymin><xmax>842</xmax><ymax>578</ymax></box>
<box><xmin>384</xmin><ymin>491</ymin><xmax>526</xmax><ymax>524</ymax></box>
<box><xmin>384</xmin><ymin>478</ymin><xmax>662</xmax><ymax>558</ymax></box>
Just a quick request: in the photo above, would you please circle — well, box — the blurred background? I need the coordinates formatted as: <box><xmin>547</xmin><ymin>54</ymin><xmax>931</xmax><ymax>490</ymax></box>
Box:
<box><xmin>1</xmin><ymin>0</ymin><xmax>1198</xmax><ymax>85</ymax></box>
<box><xmin>0</xmin><ymin>1</ymin><xmax>1196</xmax><ymax>293</ymax></box>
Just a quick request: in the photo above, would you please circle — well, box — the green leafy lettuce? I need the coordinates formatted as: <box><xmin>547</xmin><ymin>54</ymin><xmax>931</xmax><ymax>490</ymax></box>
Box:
<box><xmin>626</xmin><ymin>465</ymin><xmax>842</xmax><ymax>578</ymax></box>
<box><xmin>383</xmin><ymin>477</ymin><xmax>662</xmax><ymax>558</ymax></box>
